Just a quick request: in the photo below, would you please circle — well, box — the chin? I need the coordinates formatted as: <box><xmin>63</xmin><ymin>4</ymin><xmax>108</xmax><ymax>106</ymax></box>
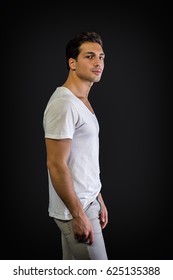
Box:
<box><xmin>94</xmin><ymin>77</ymin><xmax>101</xmax><ymax>82</ymax></box>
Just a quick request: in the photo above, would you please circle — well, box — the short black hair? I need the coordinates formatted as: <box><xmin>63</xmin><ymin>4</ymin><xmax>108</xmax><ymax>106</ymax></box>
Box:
<box><xmin>65</xmin><ymin>31</ymin><xmax>103</xmax><ymax>70</ymax></box>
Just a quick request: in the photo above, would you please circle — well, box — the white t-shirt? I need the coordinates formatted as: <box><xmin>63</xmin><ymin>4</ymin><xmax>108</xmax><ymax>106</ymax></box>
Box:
<box><xmin>43</xmin><ymin>87</ymin><xmax>102</xmax><ymax>219</ymax></box>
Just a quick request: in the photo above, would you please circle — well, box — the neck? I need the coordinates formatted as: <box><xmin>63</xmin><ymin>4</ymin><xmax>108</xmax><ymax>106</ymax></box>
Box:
<box><xmin>62</xmin><ymin>76</ymin><xmax>93</xmax><ymax>100</ymax></box>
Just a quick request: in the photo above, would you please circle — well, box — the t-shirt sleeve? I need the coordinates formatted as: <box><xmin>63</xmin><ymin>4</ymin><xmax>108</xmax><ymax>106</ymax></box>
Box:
<box><xmin>43</xmin><ymin>98</ymin><xmax>78</xmax><ymax>139</ymax></box>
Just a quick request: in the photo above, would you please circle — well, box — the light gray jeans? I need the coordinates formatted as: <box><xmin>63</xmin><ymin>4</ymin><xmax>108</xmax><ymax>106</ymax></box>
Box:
<box><xmin>54</xmin><ymin>197</ymin><xmax>108</xmax><ymax>260</ymax></box>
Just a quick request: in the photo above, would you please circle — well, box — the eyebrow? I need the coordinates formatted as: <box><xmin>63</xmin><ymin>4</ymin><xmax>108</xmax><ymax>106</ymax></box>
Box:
<box><xmin>84</xmin><ymin>51</ymin><xmax>105</xmax><ymax>57</ymax></box>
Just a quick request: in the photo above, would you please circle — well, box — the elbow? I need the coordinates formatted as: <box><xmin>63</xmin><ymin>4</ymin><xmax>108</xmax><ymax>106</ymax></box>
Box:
<box><xmin>46</xmin><ymin>158</ymin><xmax>67</xmax><ymax>173</ymax></box>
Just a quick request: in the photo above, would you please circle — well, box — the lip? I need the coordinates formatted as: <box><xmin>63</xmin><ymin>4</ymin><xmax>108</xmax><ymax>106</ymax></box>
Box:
<box><xmin>92</xmin><ymin>70</ymin><xmax>102</xmax><ymax>75</ymax></box>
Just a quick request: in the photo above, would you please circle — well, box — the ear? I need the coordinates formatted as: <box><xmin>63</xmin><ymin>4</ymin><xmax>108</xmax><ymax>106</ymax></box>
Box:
<box><xmin>68</xmin><ymin>58</ymin><xmax>76</xmax><ymax>70</ymax></box>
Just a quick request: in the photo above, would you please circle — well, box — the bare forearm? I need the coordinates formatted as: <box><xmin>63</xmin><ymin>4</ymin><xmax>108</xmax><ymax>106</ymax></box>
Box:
<box><xmin>98</xmin><ymin>192</ymin><xmax>105</xmax><ymax>206</ymax></box>
<box><xmin>48</xmin><ymin>163</ymin><xmax>84</xmax><ymax>218</ymax></box>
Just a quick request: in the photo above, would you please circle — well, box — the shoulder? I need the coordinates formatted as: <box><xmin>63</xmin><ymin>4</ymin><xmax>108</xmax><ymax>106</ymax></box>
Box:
<box><xmin>48</xmin><ymin>87</ymin><xmax>76</xmax><ymax>105</ymax></box>
<box><xmin>44</xmin><ymin>88</ymin><xmax>80</xmax><ymax>122</ymax></box>
<box><xmin>45</xmin><ymin>87</ymin><xmax>74</xmax><ymax>109</ymax></box>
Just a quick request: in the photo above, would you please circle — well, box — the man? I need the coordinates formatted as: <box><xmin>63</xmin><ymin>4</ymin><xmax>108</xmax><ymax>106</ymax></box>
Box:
<box><xmin>43</xmin><ymin>31</ymin><xmax>108</xmax><ymax>259</ymax></box>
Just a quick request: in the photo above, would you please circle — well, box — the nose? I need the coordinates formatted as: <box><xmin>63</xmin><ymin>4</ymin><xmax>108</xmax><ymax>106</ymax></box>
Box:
<box><xmin>93</xmin><ymin>57</ymin><xmax>103</xmax><ymax>67</ymax></box>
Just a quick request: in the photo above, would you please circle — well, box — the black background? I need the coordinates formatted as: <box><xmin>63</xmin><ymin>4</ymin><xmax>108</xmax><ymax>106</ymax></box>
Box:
<box><xmin>1</xmin><ymin>1</ymin><xmax>172</xmax><ymax>260</ymax></box>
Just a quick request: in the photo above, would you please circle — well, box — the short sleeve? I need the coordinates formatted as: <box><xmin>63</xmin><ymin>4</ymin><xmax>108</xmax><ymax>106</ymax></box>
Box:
<box><xmin>43</xmin><ymin>98</ymin><xmax>78</xmax><ymax>139</ymax></box>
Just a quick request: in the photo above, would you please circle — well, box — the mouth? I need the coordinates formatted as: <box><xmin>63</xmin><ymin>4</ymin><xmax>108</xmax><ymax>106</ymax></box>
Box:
<box><xmin>92</xmin><ymin>70</ymin><xmax>102</xmax><ymax>75</ymax></box>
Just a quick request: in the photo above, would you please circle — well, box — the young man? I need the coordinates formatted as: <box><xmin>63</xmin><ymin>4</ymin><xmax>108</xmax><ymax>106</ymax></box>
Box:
<box><xmin>43</xmin><ymin>31</ymin><xmax>108</xmax><ymax>259</ymax></box>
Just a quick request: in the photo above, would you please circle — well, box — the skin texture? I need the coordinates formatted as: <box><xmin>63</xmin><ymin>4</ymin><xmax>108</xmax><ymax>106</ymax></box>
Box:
<box><xmin>45</xmin><ymin>42</ymin><xmax>108</xmax><ymax>245</ymax></box>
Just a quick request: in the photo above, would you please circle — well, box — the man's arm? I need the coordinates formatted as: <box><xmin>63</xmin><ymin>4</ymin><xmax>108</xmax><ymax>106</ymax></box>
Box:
<box><xmin>45</xmin><ymin>138</ymin><xmax>94</xmax><ymax>244</ymax></box>
<box><xmin>98</xmin><ymin>192</ymin><xmax>108</xmax><ymax>229</ymax></box>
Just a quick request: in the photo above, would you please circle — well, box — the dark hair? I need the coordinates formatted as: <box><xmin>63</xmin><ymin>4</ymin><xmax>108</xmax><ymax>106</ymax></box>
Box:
<box><xmin>65</xmin><ymin>31</ymin><xmax>103</xmax><ymax>70</ymax></box>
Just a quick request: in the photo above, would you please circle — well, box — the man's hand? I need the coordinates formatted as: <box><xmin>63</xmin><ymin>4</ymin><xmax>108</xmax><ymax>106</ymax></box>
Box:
<box><xmin>99</xmin><ymin>204</ymin><xmax>108</xmax><ymax>229</ymax></box>
<box><xmin>98</xmin><ymin>193</ymin><xmax>108</xmax><ymax>229</ymax></box>
<box><xmin>72</xmin><ymin>213</ymin><xmax>94</xmax><ymax>245</ymax></box>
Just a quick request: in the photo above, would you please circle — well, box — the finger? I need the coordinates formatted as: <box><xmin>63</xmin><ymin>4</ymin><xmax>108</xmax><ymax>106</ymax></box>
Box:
<box><xmin>87</xmin><ymin>231</ymin><xmax>94</xmax><ymax>245</ymax></box>
<box><xmin>74</xmin><ymin>234</ymin><xmax>81</xmax><ymax>240</ymax></box>
<box><xmin>75</xmin><ymin>234</ymin><xmax>88</xmax><ymax>243</ymax></box>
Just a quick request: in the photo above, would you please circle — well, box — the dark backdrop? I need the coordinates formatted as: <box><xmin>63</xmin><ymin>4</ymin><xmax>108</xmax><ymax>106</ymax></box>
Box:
<box><xmin>1</xmin><ymin>2</ymin><xmax>172</xmax><ymax>260</ymax></box>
